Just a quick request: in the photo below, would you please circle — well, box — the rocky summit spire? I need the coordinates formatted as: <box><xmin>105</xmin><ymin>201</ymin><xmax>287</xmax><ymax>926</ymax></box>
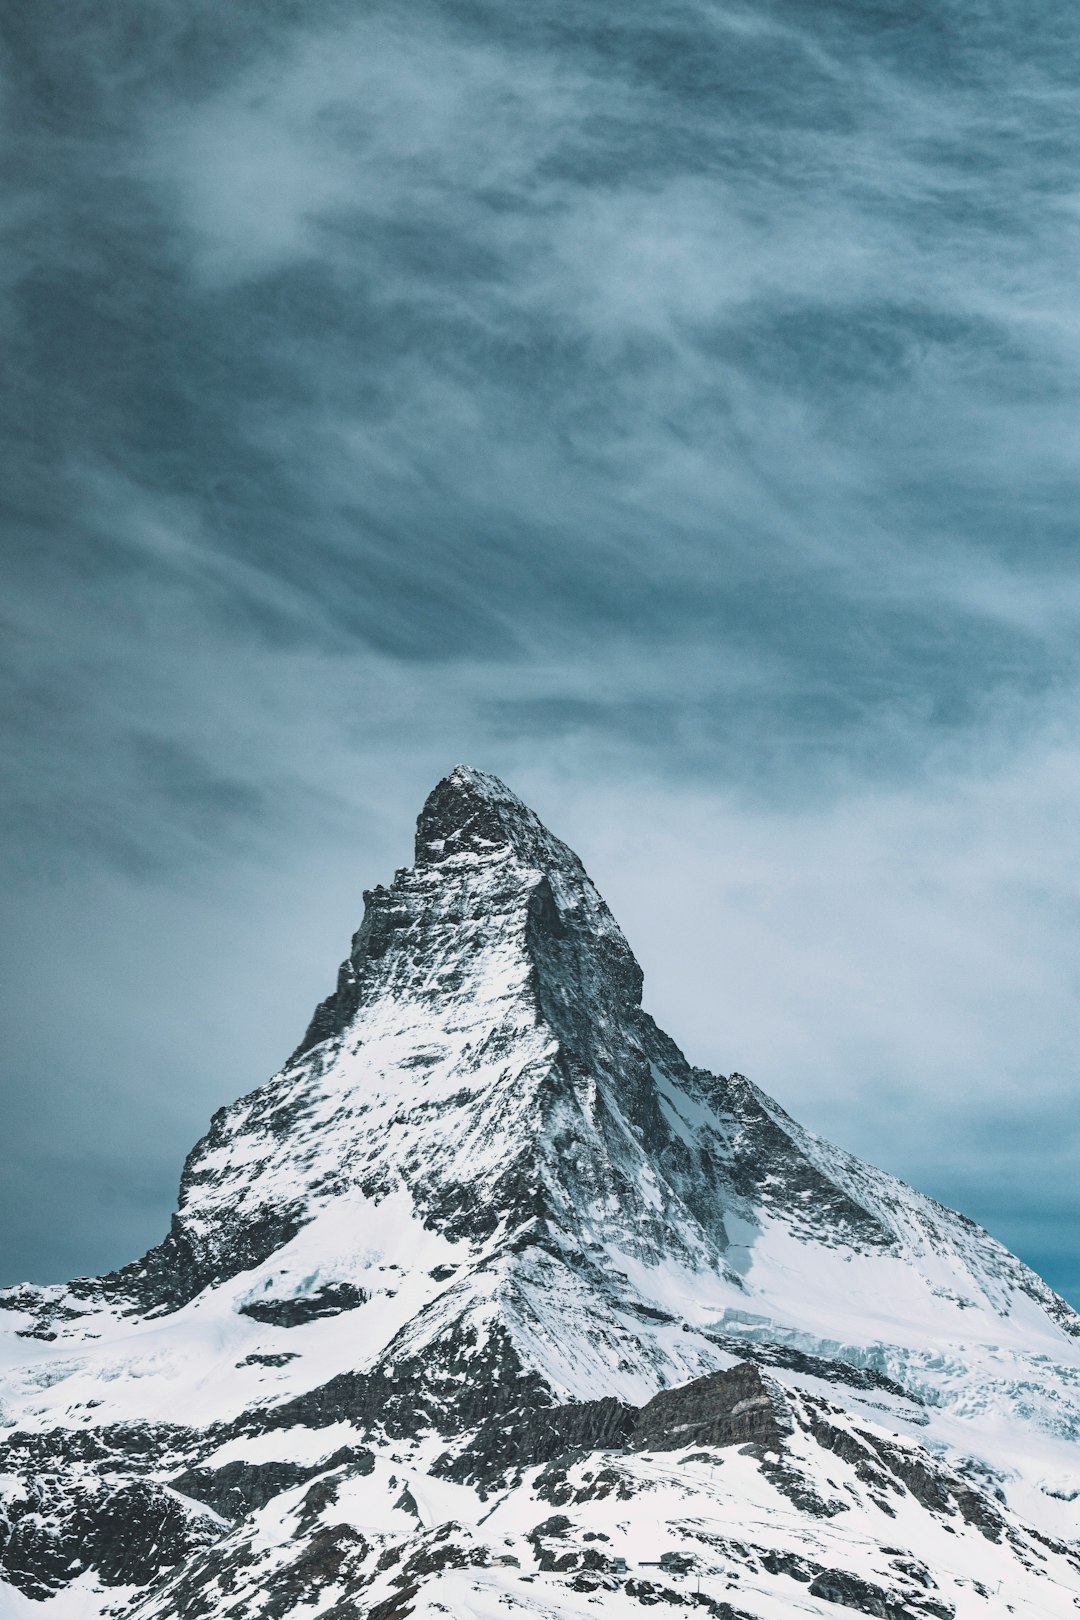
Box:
<box><xmin>290</xmin><ymin>764</ymin><xmax>642</xmax><ymax>1069</ymax></box>
<box><xmin>414</xmin><ymin>765</ymin><xmax>570</xmax><ymax>869</ymax></box>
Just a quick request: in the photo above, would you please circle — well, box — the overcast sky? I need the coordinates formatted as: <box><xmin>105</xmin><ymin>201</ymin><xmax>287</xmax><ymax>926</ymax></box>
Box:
<box><xmin>2</xmin><ymin>0</ymin><xmax>1079</xmax><ymax>1305</ymax></box>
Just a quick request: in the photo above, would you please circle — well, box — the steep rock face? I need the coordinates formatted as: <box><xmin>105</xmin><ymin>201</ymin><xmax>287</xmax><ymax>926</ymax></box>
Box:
<box><xmin>1</xmin><ymin>766</ymin><xmax>1079</xmax><ymax>1618</ymax></box>
<box><xmin>630</xmin><ymin>1363</ymin><xmax>792</xmax><ymax>1454</ymax></box>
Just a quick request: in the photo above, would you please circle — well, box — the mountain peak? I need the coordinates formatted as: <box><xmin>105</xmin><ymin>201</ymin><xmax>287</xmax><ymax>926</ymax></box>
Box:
<box><xmin>5</xmin><ymin>771</ymin><xmax>1080</xmax><ymax>1619</ymax></box>
<box><xmin>414</xmin><ymin>764</ymin><xmax>577</xmax><ymax>873</ymax></box>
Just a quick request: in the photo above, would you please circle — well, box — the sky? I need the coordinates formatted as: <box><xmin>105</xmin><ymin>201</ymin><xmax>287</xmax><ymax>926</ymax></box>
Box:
<box><xmin>2</xmin><ymin>0</ymin><xmax>1079</xmax><ymax>1305</ymax></box>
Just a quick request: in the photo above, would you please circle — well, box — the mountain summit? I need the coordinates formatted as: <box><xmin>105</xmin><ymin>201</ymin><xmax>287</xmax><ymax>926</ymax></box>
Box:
<box><xmin>414</xmin><ymin>764</ymin><xmax>593</xmax><ymax>867</ymax></box>
<box><xmin>2</xmin><ymin>769</ymin><xmax>1079</xmax><ymax>1618</ymax></box>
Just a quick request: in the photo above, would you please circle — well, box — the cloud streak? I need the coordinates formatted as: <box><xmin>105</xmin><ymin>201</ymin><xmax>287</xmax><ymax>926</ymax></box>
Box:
<box><xmin>2</xmin><ymin>0</ymin><xmax>1079</xmax><ymax>1299</ymax></box>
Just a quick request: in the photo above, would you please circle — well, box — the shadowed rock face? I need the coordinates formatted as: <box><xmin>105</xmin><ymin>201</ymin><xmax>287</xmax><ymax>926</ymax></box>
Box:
<box><xmin>295</xmin><ymin>765</ymin><xmax>645</xmax><ymax>1064</ymax></box>
<box><xmin>0</xmin><ymin>1475</ymin><xmax>222</xmax><ymax>1600</ymax></box>
<box><xmin>436</xmin><ymin>1396</ymin><xmax>640</xmax><ymax>1491</ymax></box>
<box><xmin>630</xmin><ymin>1364</ymin><xmax>792</xmax><ymax>1455</ymax></box>
<box><xmin>435</xmin><ymin>1368</ymin><xmax>793</xmax><ymax>1492</ymax></box>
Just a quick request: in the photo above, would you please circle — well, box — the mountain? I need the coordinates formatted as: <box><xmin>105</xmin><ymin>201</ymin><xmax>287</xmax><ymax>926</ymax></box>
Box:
<box><xmin>2</xmin><ymin>764</ymin><xmax>1079</xmax><ymax>1619</ymax></box>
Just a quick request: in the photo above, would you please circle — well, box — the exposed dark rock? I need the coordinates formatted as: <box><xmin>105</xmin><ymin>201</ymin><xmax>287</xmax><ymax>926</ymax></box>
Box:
<box><xmin>0</xmin><ymin>1477</ymin><xmax>221</xmax><ymax>1598</ymax></box>
<box><xmin>755</xmin><ymin>1451</ymin><xmax>852</xmax><ymax>1519</ymax></box>
<box><xmin>366</xmin><ymin>1585</ymin><xmax>420</xmax><ymax>1620</ymax></box>
<box><xmin>803</xmin><ymin>1401</ymin><xmax>1007</xmax><ymax>1544</ymax></box>
<box><xmin>0</xmin><ymin>1421</ymin><xmax>195</xmax><ymax>1478</ymax></box>
<box><xmin>397</xmin><ymin>1523</ymin><xmax>488</xmax><ymax>1581</ymax></box>
<box><xmin>170</xmin><ymin>1448</ymin><xmax>373</xmax><ymax>1521</ymax></box>
<box><xmin>238</xmin><ymin>1283</ymin><xmax>369</xmax><ymax>1326</ymax></box>
<box><xmin>235</xmin><ymin>1318</ymin><xmax>552</xmax><ymax>1444</ymax></box>
<box><xmin>758</xmin><ymin>1547</ymin><xmax>817</xmax><ymax>1582</ymax></box>
<box><xmin>624</xmin><ymin>1576</ymin><xmax>689</xmax><ymax>1606</ymax></box>
<box><xmin>630</xmin><ymin>1364</ymin><xmax>791</xmax><ymax>1454</ymax></box>
<box><xmin>436</xmin><ymin>1395</ymin><xmax>638</xmax><ymax>1489</ymax></box>
<box><xmin>808</xmin><ymin>1566</ymin><xmax>954</xmax><ymax>1619</ymax></box>
<box><xmin>107</xmin><ymin>1198</ymin><xmax>307</xmax><ymax>1316</ymax></box>
<box><xmin>262</xmin><ymin>1525</ymin><xmax>372</xmax><ymax>1620</ymax></box>
<box><xmin>0</xmin><ymin>1288</ymin><xmax>44</xmax><ymax>1312</ymax></box>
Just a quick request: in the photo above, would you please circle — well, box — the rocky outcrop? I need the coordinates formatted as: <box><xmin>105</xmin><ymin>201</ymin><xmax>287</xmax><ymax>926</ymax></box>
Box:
<box><xmin>237</xmin><ymin>1283</ymin><xmax>369</xmax><ymax>1327</ymax></box>
<box><xmin>630</xmin><ymin>1364</ymin><xmax>792</xmax><ymax>1454</ymax></box>
<box><xmin>170</xmin><ymin>1447</ymin><xmax>373</xmax><ymax>1521</ymax></box>
<box><xmin>436</xmin><ymin>1396</ymin><xmax>638</xmax><ymax>1489</ymax></box>
<box><xmin>808</xmin><ymin>1566</ymin><xmax>955</xmax><ymax>1619</ymax></box>
<box><xmin>0</xmin><ymin>1476</ymin><xmax>221</xmax><ymax>1600</ymax></box>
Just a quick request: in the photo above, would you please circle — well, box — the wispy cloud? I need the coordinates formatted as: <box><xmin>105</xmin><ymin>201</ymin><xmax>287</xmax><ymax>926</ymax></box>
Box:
<box><xmin>3</xmin><ymin>0</ymin><xmax>1080</xmax><ymax>1295</ymax></box>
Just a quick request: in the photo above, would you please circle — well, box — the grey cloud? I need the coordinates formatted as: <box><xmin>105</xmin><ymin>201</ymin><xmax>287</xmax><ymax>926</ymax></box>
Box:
<box><xmin>2</xmin><ymin>0</ymin><xmax>1080</xmax><ymax>1299</ymax></box>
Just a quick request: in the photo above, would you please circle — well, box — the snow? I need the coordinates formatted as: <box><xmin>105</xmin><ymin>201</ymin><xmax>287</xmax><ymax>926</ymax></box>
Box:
<box><xmin>0</xmin><ymin>1579</ymin><xmax>139</xmax><ymax>1620</ymax></box>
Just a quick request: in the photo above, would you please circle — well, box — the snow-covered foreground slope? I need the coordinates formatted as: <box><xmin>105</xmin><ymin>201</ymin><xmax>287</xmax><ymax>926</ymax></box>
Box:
<box><xmin>2</xmin><ymin>766</ymin><xmax>1078</xmax><ymax>1618</ymax></box>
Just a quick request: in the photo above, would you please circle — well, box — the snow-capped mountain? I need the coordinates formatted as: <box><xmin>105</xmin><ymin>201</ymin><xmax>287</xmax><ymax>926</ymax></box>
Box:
<box><xmin>2</xmin><ymin>765</ymin><xmax>1079</xmax><ymax>1619</ymax></box>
